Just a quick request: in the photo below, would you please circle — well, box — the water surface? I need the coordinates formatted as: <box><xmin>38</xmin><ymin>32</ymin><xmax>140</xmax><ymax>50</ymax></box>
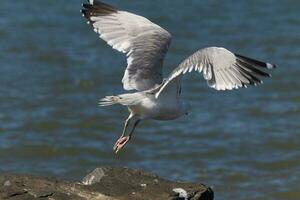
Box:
<box><xmin>0</xmin><ymin>1</ymin><xmax>299</xmax><ymax>199</ymax></box>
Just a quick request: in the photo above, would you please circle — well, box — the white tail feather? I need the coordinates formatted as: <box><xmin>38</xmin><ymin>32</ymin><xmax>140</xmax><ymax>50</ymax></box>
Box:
<box><xmin>99</xmin><ymin>93</ymin><xmax>146</xmax><ymax>107</ymax></box>
<box><xmin>99</xmin><ymin>96</ymin><xmax>120</xmax><ymax>106</ymax></box>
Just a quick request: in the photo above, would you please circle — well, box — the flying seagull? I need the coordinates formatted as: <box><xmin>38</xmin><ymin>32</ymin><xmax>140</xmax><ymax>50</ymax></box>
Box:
<box><xmin>81</xmin><ymin>0</ymin><xmax>276</xmax><ymax>153</ymax></box>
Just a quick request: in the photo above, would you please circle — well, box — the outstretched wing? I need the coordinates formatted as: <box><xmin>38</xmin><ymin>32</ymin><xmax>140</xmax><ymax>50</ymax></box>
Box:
<box><xmin>156</xmin><ymin>47</ymin><xmax>276</xmax><ymax>97</ymax></box>
<box><xmin>81</xmin><ymin>0</ymin><xmax>172</xmax><ymax>91</ymax></box>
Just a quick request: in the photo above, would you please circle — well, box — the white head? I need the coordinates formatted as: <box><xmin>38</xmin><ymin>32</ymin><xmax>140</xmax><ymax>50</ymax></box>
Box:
<box><xmin>179</xmin><ymin>100</ymin><xmax>191</xmax><ymax>116</ymax></box>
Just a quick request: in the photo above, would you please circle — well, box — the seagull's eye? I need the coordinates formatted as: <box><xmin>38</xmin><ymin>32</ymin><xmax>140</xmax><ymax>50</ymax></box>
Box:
<box><xmin>185</xmin><ymin>112</ymin><xmax>189</xmax><ymax>116</ymax></box>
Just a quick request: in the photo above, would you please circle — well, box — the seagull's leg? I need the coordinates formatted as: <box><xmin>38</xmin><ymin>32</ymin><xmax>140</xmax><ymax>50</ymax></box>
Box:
<box><xmin>128</xmin><ymin>119</ymin><xmax>141</xmax><ymax>138</ymax></box>
<box><xmin>113</xmin><ymin>115</ymin><xmax>132</xmax><ymax>151</ymax></box>
<box><xmin>113</xmin><ymin>118</ymin><xmax>141</xmax><ymax>154</ymax></box>
<box><xmin>120</xmin><ymin>115</ymin><xmax>131</xmax><ymax>138</ymax></box>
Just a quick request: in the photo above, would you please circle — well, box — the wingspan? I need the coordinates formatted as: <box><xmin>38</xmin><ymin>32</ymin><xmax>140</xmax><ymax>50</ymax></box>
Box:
<box><xmin>81</xmin><ymin>0</ymin><xmax>172</xmax><ymax>91</ymax></box>
<box><xmin>156</xmin><ymin>47</ymin><xmax>276</xmax><ymax>97</ymax></box>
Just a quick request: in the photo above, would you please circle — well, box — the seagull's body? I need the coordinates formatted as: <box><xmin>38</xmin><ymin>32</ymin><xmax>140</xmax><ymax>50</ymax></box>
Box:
<box><xmin>127</xmin><ymin>91</ymin><xmax>188</xmax><ymax>121</ymax></box>
<box><xmin>81</xmin><ymin>0</ymin><xmax>276</xmax><ymax>153</ymax></box>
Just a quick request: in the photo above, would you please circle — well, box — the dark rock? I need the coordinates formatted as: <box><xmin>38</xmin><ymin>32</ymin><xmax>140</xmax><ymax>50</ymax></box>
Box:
<box><xmin>0</xmin><ymin>174</ymin><xmax>83</xmax><ymax>200</ymax></box>
<box><xmin>0</xmin><ymin>166</ymin><xmax>213</xmax><ymax>200</ymax></box>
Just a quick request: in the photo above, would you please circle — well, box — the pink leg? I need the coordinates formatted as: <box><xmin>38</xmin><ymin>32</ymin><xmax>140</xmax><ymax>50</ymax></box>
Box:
<box><xmin>112</xmin><ymin>118</ymin><xmax>141</xmax><ymax>154</ymax></box>
<box><xmin>113</xmin><ymin>136</ymin><xmax>130</xmax><ymax>153</ymax></box>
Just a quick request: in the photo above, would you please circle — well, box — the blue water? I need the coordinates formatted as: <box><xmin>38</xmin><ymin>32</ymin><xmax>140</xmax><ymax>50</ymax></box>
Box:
<box><xmin>0</xmin><ymin>0</ymin><xmax>300</xmax><ymax>199</ymax></box>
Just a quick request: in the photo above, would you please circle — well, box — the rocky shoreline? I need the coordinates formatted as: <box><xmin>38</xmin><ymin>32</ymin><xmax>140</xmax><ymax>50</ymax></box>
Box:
<box><xmin>0</xmin><ymin>166</ymin><xmax>213</xmax><ymax>200</ymax></box>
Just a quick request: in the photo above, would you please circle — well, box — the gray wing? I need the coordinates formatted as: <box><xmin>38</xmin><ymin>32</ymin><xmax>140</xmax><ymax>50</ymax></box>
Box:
<box><xmin>156</xmin><ymin>47</ymin><xmax>276</xmax><ymax>97</ymax></box>
<box><xmin>81</xmin><ymin>0</ymin><xmax>172</xmax><ymax>91</ymax></box>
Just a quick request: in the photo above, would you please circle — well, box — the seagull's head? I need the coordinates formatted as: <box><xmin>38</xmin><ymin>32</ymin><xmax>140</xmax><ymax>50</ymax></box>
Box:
<box><xmin>180</xmin><ymin>100</ymin><xmax>191</xmax><ymax>116</ymax></box>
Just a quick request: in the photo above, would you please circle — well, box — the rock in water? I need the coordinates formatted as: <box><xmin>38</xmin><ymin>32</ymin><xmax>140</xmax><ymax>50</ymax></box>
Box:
<box><xmin>0</xmin><ymin>166</ymin><xmax>213</xmax><ymax>200</ymax></box>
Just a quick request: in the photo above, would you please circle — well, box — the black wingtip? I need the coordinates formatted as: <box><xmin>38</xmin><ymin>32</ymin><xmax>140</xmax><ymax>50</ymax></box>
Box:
<box><xmin>81</xmin><ymin>9</ymin><xmax>87</xmax><ymax>16</ymax></box>
<box><xmin>235</xmin><ymin>53</ymin><xmax>277</xmax><ymax>69</ymax></box>
<box><xmin>266</xmin><ymin>63</ymin><xmax>277</xmax><ymax>69</ymax></box>
<box><xmin>82</xmin><ymin>3</ymin><xmax>92</xmax><ymax>9</ymax></box>
<box><xmin>80</xmin><ymin>0</ymin><xmax>117</xmax><ymax>16</ymax></box>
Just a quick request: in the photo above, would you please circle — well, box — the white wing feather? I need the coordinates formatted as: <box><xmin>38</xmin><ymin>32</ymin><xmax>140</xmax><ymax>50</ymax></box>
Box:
<box><xmin>156</xmin><ymin>47</ymin><xmax>276</xmax><ymax>98</ymax></box>
<box><xmin>82</xmin><ymin>1</ymin><xmax>172</xmax><ymax>91</ymax></box>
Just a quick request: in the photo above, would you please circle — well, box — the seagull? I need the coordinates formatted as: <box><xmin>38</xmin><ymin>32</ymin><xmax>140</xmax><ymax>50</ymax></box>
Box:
<box><xmin>81</xmin><ymin>0</ymin><xmax>276</xmax><ymax>153</ymax></box>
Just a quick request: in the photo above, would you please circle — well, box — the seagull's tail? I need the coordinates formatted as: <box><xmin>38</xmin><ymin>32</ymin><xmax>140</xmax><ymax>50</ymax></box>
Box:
<box><xmin>99</xmin><ymin>96</ymin><xmax>120</xmax><ymax>106</ymax></box>
<box><xmin>99</xmin><ymin>93</ymin><xmax>145</xmax><ymax>107</ymax></box>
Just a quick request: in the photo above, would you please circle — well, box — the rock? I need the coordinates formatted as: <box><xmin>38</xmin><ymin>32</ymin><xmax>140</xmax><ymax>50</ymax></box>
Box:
<box><xmin>82</xmin><ymin>168</ymin><xmax>105</xmax><ymax>185</ymax></box>
<box><xmin>0</xmin><ymin>174</ymin><xmax>84</xmax><ymax>200</ymax></box>
<box><xmin>0</xmin><ymin>166</ymin><xmax>214</xmax><ymax>200</ymax></box>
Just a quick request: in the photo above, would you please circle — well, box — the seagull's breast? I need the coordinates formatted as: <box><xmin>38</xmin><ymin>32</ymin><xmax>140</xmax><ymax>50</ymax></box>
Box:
<box><xmin>152</xmin><ymin>102</ymin><xmax>182</xmax><ymax>120</ymax></box>
<box><xmin>129</xmin><ymin>95</ymin><xmax>182</xmax><ymax>121</ymax></box>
